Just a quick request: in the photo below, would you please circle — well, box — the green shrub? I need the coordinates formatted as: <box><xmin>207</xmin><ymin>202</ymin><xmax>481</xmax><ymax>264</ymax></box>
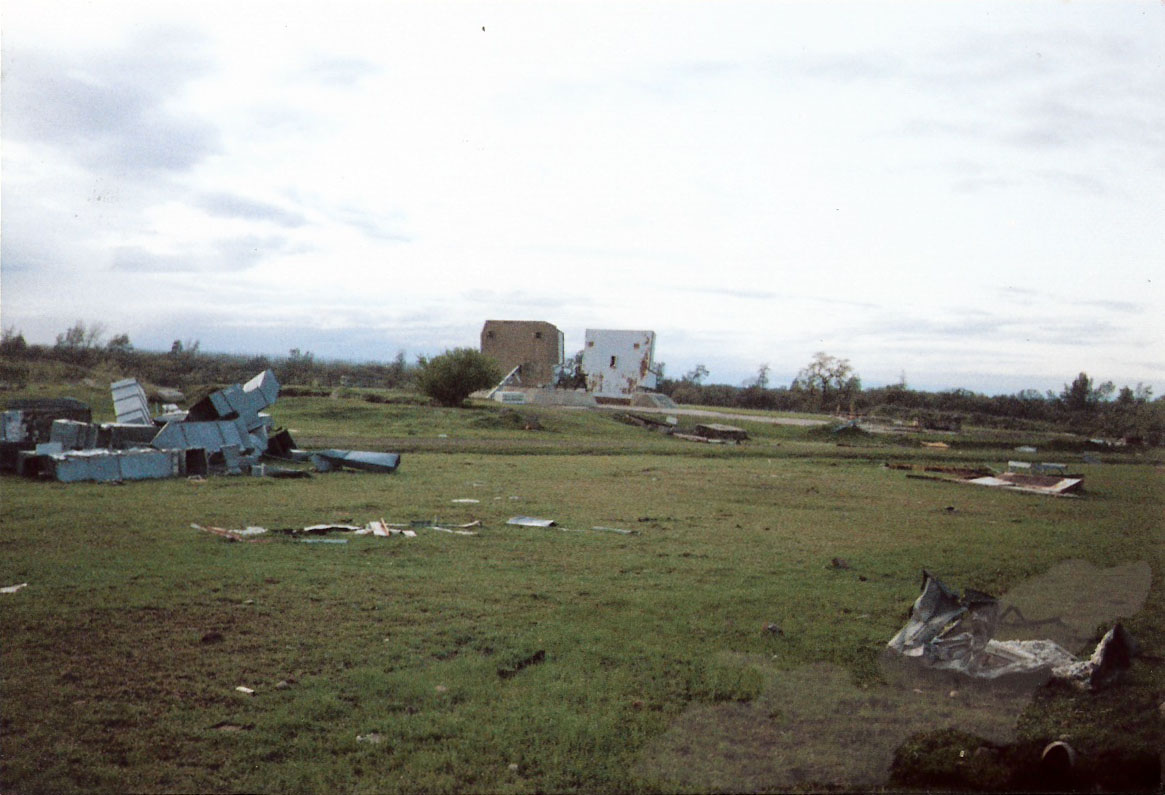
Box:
<box><xmin>415</xmin><ymin>348</ymin><xmax>501</xmax><ymax>407</ymax></box>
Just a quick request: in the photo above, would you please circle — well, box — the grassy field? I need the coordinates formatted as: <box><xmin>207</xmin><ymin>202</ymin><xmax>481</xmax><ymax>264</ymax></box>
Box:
<box><xmin>1</xmin><ymin>391</ymin><xmax>1162</xmax><ymax>793</ymax></box>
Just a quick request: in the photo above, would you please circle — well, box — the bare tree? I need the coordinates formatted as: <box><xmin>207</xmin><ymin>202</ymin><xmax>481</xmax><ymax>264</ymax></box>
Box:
<box><xmin>683</xmin><ymin>363</ymin><xmax>709</xmax><ymax>384</ymax></box>
<box><xmin>794</xmin><ymin>351</ymin><xmax>858</xmax><ymax>409</ymax></box>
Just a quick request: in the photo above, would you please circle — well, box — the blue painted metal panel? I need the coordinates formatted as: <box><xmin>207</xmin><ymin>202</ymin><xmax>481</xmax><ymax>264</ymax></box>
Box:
<box><xmin>312</xmin><ymin>450</ymin><xmax>400</xmax><ymax>473</ymax></box>
<box><xmin>152</xmin><ymin>420</ymin><xmax>249</xmax><ymax>453</ymax></box>
<box><xmin>186</xmin><ymin>370</ymin><xmax>279</xmax><ymax>429</ymax></box>
<box><xmin>52</xmin><ymin>451</ymin><xmax>121</xmax><ymax>482</ymax></box>
<box><xmin>110</xmin><ymin>379</ymin><xmax>152</xmax><ymax>425</ymax></box>
<box><xmin>117</xmin><ymin>449</ymin><xmax>180</xmax><ymax>480</ymax></box>
<box><xmin>50</xmin><ymin>448</ymin><xmax>179</xmax><ymax>482</ymax></box>
<box><xmin>50</xmin><ymin>420</ymin><xmax>100</xmax><ymax>450</ymax></box>
<box><xmin>243</xmin><ymin>369</ymin><xmax>279</xmax><ymax>406</ymax></box>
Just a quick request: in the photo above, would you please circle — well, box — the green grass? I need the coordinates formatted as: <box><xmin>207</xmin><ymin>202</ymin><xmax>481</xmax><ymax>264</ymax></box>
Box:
<box><xmin>1</xmin><ymin>390</ymin><xmax>1162</xmax><ymax>792</ymax></box>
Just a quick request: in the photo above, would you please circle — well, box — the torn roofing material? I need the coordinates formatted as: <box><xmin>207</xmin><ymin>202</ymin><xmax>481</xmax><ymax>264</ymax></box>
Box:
<box><xmin>886</xmin><ymin>571</ymin><xmax>1136</xmax><ymax>690</ymax></box>
<box><xmin>966</xmin><ymin>473</ymin><xmax>1083</xmax><ymax>496</ymax></box>
<box><xmin>309</xmin><ymin>450</ymin><xmax>400</xmax><ymax>473</ymax></box>
<box><xmin>506</xmin><ymin>516</ymin><xmax>557</xmax><ymax>527</ymax></box>
<box><xmin>896</xmin><ymin>462</ymin><xmax>1083</xmax><ymax>497</ymax></box>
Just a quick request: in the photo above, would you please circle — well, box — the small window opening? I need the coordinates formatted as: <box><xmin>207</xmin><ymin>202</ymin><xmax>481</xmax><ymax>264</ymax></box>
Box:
<box><xmin>610</xmin><ymin>356</ymin><xmax>617</xmax><ymax>368</ymax></box>
<box><xmin>633</xmin><ymin>342</ymin><xmax>640</xmax><ymax>349</ymax></box>
<box><xmin>486</xmin><ymin>330</ymin><xmax>495</xmax><ymax>339</ymax></box>
<box><xmin>534</xmin><ymin>331</ymin><xmax>542</xmax><ymax>339</ymax></box>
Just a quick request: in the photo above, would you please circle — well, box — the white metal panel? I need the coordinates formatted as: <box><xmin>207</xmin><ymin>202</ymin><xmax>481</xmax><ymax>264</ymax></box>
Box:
<box><xmin>110</xmin><ymin>378</ymin><xmax>152</xmax><ymax>425</ymax></box>
<box><xmin>581</xmin><ymin>329</ymin><xmax>657</xmax><ymax>397</ymax></box>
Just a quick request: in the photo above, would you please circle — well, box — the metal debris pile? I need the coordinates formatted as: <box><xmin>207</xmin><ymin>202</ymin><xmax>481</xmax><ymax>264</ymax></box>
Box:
<box><xmin>1</xmin><ymin>370</ymin><xmax>400</xmax><ymax>483</ymax></box>
<box><xmin>191</xmin><ymin>518</ymin><xmax>482</xmax><ymax>543</ymax></box>
<box><xmin>891</xmin><ymin>460</ymin><xmax>1083</xmax><ymax>497</ymax></box>
<box><xmin>617</xmin><ymin>412</ymin><xmax>749</xmax><ymax>445</ymax></box>
<box><xmin>886</xmin><ymin>571</ymin><xmax>1136</xmax><ymax>691</ymax></box>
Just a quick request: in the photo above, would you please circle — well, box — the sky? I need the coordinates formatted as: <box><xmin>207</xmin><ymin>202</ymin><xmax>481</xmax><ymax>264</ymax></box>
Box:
<box><xmin>2</xmin><ymin>0</ymin><xmax>1163</xmax><ymax>395</ymax></box>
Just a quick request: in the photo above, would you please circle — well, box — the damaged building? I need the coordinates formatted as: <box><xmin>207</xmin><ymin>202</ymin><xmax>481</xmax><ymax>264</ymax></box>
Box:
<box><xmin>1</xmin><ymin>369</ymin><xmax>399</xmax><ymax>483</ymax></box>
<box><xmin>480</xmin><ymin>320</ymin><xmax>565</xmax><ymax>388</ymax></box>
<box><xmin>581</xmin><ymin>329</ymin><xmax>658</xmax><ymax>401</ymax></box>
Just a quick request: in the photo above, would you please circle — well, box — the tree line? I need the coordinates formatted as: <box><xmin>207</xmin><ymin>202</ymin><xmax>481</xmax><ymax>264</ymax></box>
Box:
<box><xmin>2</xmin><ymin>325</ymin><xmax>1161</xmax><ymax>443</ymax></box>
<box><xmin>0</xmin><ymin>322</ymin><xmax>417</xmax><ymax>392</ymax></box>
<box><xmin>657</xmin><ymin>353</ymin><xmax>1162</xmax><ymax>444</ymax></box>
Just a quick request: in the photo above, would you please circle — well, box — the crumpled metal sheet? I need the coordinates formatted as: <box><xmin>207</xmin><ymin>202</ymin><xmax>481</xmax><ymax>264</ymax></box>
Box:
<box><xmin>309</xmin><ymin>449</ymin><xmax>400</xmax><ymax>473</ymax></box>
<box><xmin>886</xmin><ymin>571</ymin><xmax>1134</xmax><ymax>690</ymax></box>
<box><xmin>185</xmin><ymin>369</ymin><xmax>279</xmax><ymax>428</ymax></box>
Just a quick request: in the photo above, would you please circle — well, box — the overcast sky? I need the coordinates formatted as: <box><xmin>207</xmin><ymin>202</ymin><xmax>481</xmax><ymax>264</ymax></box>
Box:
<box><xmin>2</xmin><ymin>0</ymin><xmax>1162</xmax><ymax>394</ymax></box>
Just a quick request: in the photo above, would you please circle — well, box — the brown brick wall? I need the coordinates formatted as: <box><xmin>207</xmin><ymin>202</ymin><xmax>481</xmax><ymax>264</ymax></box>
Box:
<box><xmin>480</xmin><ymin>320</ymin><xmax>563</xmax><ymax>387</ymax></box>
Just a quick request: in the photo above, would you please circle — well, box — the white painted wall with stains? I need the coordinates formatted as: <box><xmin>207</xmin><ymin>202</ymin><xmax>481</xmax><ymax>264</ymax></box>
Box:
<box><xmin>581</xmin><ymin>329</ymin><xmax>657</xmax><ymax>397</ymax></box>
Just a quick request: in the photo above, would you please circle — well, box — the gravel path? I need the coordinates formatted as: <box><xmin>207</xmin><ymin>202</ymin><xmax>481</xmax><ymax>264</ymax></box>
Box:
<box><xmin>595</xmin><ymin>405</ymin><xmax>830</xmax><ymax>427</ymax></box>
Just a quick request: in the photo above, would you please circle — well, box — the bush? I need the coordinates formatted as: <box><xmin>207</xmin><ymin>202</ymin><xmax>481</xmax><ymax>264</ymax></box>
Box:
<box><xmin>415</xmin><ymin>348</ymin><xmax>501</xmax><ymax>407</ymax></box>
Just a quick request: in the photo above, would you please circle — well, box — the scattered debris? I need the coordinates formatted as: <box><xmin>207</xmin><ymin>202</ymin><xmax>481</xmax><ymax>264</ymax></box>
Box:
<box><xmin>357</xmin><ymin>732</ymin><xmax>385</xmax><ymax>744</ymax></box>
<box><xmin>764</xmin><ymin>623</ymin><xmax>784</xmax><ymax>635</ymax></box>
<box><xmin>1015</xmin><ymin>446</ymin><xmax>1037</xmax><ymax>453</ymax></box>
<box><xmin>235</xmin><ymin>686</ymin><xmax>255</xmax><ymax>695</ymax></box>
<box><xmin>426</xmin><ymin>524</ymin><xmax>477</xmax><ymax>536</ymax></box>
<box><xmin>618</xmin><ymin>412</ymin><xmax>675</xmax><ymax>433</ymax></box>
<box><xmin>965</xmin><ymin>473</ymin><xmax>1083</xmax><ymax>496</ymax></box>
<box><xmin>920</xmin><ymin>441</ymin><xmax>949</xmax><ymax>449</ymax></box>
<box><xmin>498</xmin><ymin>649</ymin><xmax>546</xmax><ymax>679</ymax></box>
<box><xmin>451</xmin><ymin>498</ymin><xmax>480</xmax><ymax>504</ymax></box>
<box><xmin>1</xmin><ymin>583</ymin><xmax>29</xmax><ymax>594</ymax></box>
<box><xmin>274</xmin><ymin>680</ymin><xmax>292</xmax><ymax>690</ymax></box>
<box><xmin>886</xmin><ymin>571</ymin><xmax>1137</xmax><ymax>690</ymax></box>
<box><xmin>192</xmin><ymin>518</ymin><xmax>442</xmax><ymax>542</ymax></box>
<box><xmin>590</xmin><ymin>526</ymin><xmax>639</xmax><ymax>535</ymax></box>
<box><xmin>310</xmin><ymin>449</ymin><xmax>400</xmax><ymax>473</ymax></box>
<box><xmin>4</xmin><ymin>370</ymin><xmax>398</xmax><ymax>483</ymax></box>
<box><xmin>894</xmin><ymin>461</ymin><xmax>1083</xmax><ymax>497</ymax></box>
<box><xmin>265</xmin><ymin>466</ymin><xmax>312</xmax><ymax>479</ymax></box>
<box><xmin>507</xmin><ymin>516</ymin><xmax>557</xmax><ymax>527</ymax></box>
<box><xmin>355</xmin><ymin>519</ymin><xmax>394</xmax><ymax>537</ymax></box>
<box><xmin>1008</xmin><ymin>460</ymin><xmax>1073</xmax><ymax>476</ymax></box>
<box><xmin>191</xmin><ymin>524</ymin><xmax>271</xmax><ymax>543</ymax></box>
<box><xmin>829</xmin><ymin>558</ymin><xmax>851</xmax><ymax>570</ymax></box>
<box><xmin>300</xmin><ymin>538</ymin><xmax>348</xmax><ymax>544</ymax></box>
<box><xmin>296</xmin><ymin>524</ymin><xmax>364</xmax><ymax>534</ymax></box>
<box><xmin>619</xmin><ymin>412</ymin><xmax>746</xmax><ymax>444</ymax></box>
<box><xmin>693</xmin><ymin>423</ymin><xmax>749</xmax><ymax>443</ymax></box>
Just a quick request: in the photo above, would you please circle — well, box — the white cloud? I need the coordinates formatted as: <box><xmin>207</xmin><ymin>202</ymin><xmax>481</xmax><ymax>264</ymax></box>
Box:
<box><xmin>2</xmin><ymin>0</ymin><xmax>1162</xmax><ymax>395</ymax></box>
